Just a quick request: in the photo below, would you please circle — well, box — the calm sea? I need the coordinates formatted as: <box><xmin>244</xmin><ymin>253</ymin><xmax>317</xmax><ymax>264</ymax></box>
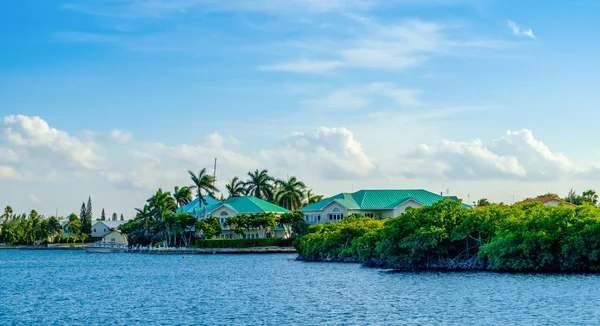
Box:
<box><xmin>1</xmin><ymin>250</ymin><xmax>599</xmax><ymax>325</ymax></box>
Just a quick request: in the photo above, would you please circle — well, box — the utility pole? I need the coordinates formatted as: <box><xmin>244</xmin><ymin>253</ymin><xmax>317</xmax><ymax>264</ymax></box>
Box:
<box><xmin>213</xmin><ymin>158</ymin><xmax>217</xmax><ymax>187</ymax></box>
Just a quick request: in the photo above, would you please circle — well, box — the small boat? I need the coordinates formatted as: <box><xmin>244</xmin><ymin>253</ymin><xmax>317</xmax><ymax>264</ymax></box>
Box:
<box><xmin>85</xmin><ymin>241</ymin><xmax>125</xmax><ymax>253</ymax></box>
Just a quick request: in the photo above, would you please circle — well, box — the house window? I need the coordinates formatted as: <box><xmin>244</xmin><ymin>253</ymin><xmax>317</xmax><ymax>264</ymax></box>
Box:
<box><xmin>220</xmin><ymin>211</ymin><xmax>229</xmax><ymax>216</ymax></box>
<box><xmin>364</xmin><ymin>213</ymin><xmax>374</xmax><ymax>218</ymax></box>
<box><xmin>111</xmin><ymin>238</ymin><xmax>116</xmax><ymax>242</ymax></box>
<box><xmin>93</xmin><ymin>228</ymin><xmax>96</xmax><ymax>233</ymax></box>
<box><xmin>104</xmin><ymin>228</ymin><xmax>107</xmax><ymax>232</ymax></box>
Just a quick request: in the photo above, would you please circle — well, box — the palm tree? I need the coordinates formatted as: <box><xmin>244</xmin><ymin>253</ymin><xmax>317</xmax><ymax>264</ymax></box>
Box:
<box><xmin>476</xmin><ymin>198</ymin><xmax>491</xmax><ymax>206</ymax></box>
<box><xmin>582</xmin><ymin>189</ymin><xmax>599</xmax><ymax>206</ymax></box>
<box><xmin>245</xmin><ymin>169</ymin><xmax>274</xmax><ymax>201</ymax></box>
<box><xmin>63</xmin><ymin>213</ymin><xmax>81</xmax><ymax>236</ymax></box>
<box><xmin>305</xmin><ymin>190</ymin><xmax>324</xmax><ymax>206</ymax></box>
<box><xmin>188</xmin><ymin>168</ymin><xmax>219</xmax><ymax>206</ymax></box>
<box><xmin>225</xmin><ymin>177</ymin><xmax>246</xmax><ymax>198</ymax></box>
<box><xmin>174</xmin><ymin>186</ymin><xmax>194</xmax><ymax>208</ymax></box>
<box><xmin>3</xmin><ymin>206</ymin><xmax>13</xmax><ymax>223</ymax></box>
<box><xmin>275</xmin><ymin>176</ymin><xmax>306</xmax><ymax>210</ymax></box>
<box><xmin>146</xmin><ymin>188</ymin><xmax>177</xmax><ymax>220</ymax></box>
<box><xmin>135</xmin><ymin>205</ymin><xmax>152</xmax><ymax>228</ymax></box>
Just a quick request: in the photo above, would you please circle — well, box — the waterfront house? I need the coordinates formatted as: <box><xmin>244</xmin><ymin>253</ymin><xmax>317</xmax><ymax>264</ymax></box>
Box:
<box><xmin>300</xmin><ymin>189</ymin><xmax>470</xmax><ymax>224</ymax></box>
<box><xmin>91</xmin><ymin>220</ymin><xmax>126</xmax><ymax>238</ymax></box>
<box><xmin>102</xmin><ymin>230</ymin><xmax>128</xmax><ymax>245</ymax></box>
<box><xmin>177</xmin><ymin>195</ymin><xmax>221</xmax><ymax>216</ymax></box>
<box><xmin>514</xmin><ymin>197</ymin><xmax>576</xmax><ymax>207</ymax></box>
<box><xmin>195</xmin><ymin>196</ymin><xmax>290</xmax><ymax>239</ymax></box>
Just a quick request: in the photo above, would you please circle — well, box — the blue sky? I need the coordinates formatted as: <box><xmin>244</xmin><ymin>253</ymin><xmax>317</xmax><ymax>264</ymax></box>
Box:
<box><xmin>2</xmin><ymin>0</ymin><xmax>600</xmax><ymax>217</ymax></box>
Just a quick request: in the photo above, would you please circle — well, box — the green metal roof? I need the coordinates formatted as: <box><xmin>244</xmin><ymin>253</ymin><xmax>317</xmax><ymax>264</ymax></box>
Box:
<box><xmin>300</xmin><ymin>189</ymin><xmax>470</xmax><ymax>211</ymax></box>
<box><xmin>177</xmin><ymin>195</ymin><xmax>221</xmax><ymax>214</ymax></box>
<box><xmin>199</xmin><ymin>196</ymin><xmax>290</xmax><ymax>215</ymax></box>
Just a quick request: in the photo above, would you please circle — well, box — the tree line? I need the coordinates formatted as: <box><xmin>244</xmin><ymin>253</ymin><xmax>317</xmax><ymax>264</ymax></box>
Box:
<box><xmin>1</xmin><ymin>197</ymin><xmax>126</xmax><ymax>245</ymax></box>
<box><xmin>475</xmin><ymin>189</ymin><xmax>600</xmax><ymax>207</ymax></box>
<box><xmin>121</xmin><ymin>167</ymin><xmax>320</xmax><ymax>247</ymax></box>
<box><xmin>295</xmin><ymin>199</ymin><xmax>600</xmax><ymax>273</ymax></box>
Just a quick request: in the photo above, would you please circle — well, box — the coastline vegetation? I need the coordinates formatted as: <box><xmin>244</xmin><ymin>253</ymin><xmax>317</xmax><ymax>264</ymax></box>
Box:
<box><xmin>295</xmin><ymin>198</ymin><xmax>600</xmax><ymax>273</ymax></box>
<box><xmin>119</xmin><ymin>167</ymin><xmax>315</xmax><ymax>247</ymax></box>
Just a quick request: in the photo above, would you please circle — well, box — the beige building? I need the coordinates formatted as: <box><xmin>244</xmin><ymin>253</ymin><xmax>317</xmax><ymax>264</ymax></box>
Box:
<box><xmin>102</xmin><ymin>230</ymin><xmax>128</xmax><ymax>245</ymax></box>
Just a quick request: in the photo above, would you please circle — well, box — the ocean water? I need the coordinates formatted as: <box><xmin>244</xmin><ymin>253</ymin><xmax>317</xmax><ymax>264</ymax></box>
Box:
<box><xmin>1</xmin><ymin>250</ymin><xmax>599</xmax><ymax>325</ymax></box>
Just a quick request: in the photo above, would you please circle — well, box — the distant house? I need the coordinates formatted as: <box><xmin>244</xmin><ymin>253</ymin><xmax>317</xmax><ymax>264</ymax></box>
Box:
<box><xmin>300</xmin><ymin>189</ymin><xmax>470</xmax><ymax>224</ymax></box>
<box><xmin>102</xmin><ymin>230</ymin><xmax>128</xmax><ymax>246</ymax></box>
<box><xmin>196</xmin><ymin>196</ymin><xmax>290</xmax><ymax>239</ymax></box>
<box><xmin>91</xmin><ymin>220</ymin><xmax>126</xmax><ymax>238</ymax></box>
<box><xmin>514</xmin><ymin>197</ymin><xmax>576</xmax><ymax>207</ymax></box>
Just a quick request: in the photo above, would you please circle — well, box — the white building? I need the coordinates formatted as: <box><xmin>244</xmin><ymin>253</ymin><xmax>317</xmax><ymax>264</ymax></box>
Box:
<box><xmin>91</xmin><ymin>220</ymin><xmax>126</xmax><ymax>238</ymax></box>
<box><xmin>102</xmin><ymin>230</ymin><xmax>128</xmax><ymax>245</ymax></box>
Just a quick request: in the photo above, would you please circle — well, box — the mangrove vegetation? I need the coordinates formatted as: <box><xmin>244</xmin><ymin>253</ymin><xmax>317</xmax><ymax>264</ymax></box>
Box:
<box><xmin>294</xmin><ymin>199</ymin><xmax>600</xmax><ymax>273</ymax></box>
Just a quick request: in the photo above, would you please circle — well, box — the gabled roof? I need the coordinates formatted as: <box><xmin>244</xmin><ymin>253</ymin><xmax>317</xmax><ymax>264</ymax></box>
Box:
<box><xmin>177</xmin><ymin>195</ymin><xmax>222</xmax><ymax>214</ymax></box>
<box><xmin>93</xmin><ymin>220</ymin><xmax>126</xmax><ymax>229</ymax></box>
<box><xmin>198</xmin><ymin>196</ymin><xmax>290</xmax><ymax>215</ymax></box>
<box><xmin>300</xmin><ymin>189</ymin><xmax>470</xmax><ymax>211</ymax></box>
<box><xmin>515</xmin><ymin>197</ymin><xmax>576</xmax><ymax>206</ymax></box>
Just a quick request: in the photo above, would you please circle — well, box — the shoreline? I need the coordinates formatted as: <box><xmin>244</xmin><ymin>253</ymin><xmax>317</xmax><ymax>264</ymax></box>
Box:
<box><xmin>0</xmin><ymin>245</ymin><xmax>297</xmax><ymax>254</ymax></box>
<box><xmin>295</xmin><ymin>256</ymin><xmax>600</xmax><ymax>275</ymax></box>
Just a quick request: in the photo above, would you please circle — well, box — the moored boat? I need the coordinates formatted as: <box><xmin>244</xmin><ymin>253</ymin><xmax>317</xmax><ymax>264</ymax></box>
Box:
<box><xmin>85</xmin><ymin>241</ymin><xmax>125</xmax><ymax>253</ymax></box>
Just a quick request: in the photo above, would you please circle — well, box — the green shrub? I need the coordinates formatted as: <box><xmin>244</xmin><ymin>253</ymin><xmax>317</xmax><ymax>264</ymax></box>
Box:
<box><xmin>195</xmin><ymin>237</ymin><xmax>295</xmax><ymax>248</ymax></box>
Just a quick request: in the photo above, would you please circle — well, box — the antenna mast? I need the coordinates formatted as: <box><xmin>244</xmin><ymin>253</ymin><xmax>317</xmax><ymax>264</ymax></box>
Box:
<box><xmin>213</xmin><ymin>158</ymin><xmax>217</xmax><ymax>187</ymax></box>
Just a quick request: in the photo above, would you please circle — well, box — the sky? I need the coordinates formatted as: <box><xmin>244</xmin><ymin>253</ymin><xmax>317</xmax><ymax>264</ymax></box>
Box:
<box><xmin>2</xmin><ymin>0</ymin><xmax>600</xmax><ymax>218</ymax></box>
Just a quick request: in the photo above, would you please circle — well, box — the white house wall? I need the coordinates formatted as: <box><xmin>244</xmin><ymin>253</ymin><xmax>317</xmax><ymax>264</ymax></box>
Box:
<box><xmin>392</xmin><ymin>199</ymin><xmax>423</xmax><ymax>216</ymax></box>
<box><xmin>91</xmin><ymin>222</ymin><xmax>110</xmax><ymax>238</ymax></box>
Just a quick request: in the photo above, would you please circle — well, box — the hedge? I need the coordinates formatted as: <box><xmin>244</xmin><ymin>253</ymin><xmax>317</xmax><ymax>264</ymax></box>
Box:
<box><xmin>195</xmin><ymin>238</ymin><xmax>295</xmax><ymax>248</ymax></box>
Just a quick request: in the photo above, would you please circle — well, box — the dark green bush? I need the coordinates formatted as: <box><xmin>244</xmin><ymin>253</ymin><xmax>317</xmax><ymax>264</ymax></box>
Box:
<box><xmin>195</xmin><ymin>237</ymin><xmax>295</xmax><ymax>248</ymax></box>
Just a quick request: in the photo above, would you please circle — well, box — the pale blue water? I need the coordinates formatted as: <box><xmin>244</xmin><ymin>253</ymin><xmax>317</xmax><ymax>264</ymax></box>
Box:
<box><xmin>1</xmin><ymin>250</ymin><xmax>599</xmax><ymax>325</ymax></box>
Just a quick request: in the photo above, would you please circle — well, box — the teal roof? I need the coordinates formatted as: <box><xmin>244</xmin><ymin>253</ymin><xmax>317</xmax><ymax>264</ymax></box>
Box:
<box><xmin>200</xmin><ymin>196</ymin><xmax>291</xmax><ymax>215</ymax></box>
<box><xmin>177</xmin><ymin>195</ymin><xmax>222</xmax><ymax>214</ymax></box>
<box><xmin>300</xmin><ymin>189</ymin><xmax>471</xmax><ymax>211</ymax></box>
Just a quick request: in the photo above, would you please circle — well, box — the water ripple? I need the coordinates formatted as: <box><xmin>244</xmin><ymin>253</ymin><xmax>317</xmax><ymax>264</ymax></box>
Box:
<box><xmin>1</xmin><ymin>250</ymin><xmax>600</xmax><ymax>325</ymax></box>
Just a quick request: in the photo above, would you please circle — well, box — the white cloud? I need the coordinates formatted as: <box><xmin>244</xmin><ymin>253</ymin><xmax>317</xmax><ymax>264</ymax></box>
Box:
<box><xmin>0</xmin><ymin>165</ymin><xmax>22</xmax><ymax>181</ymax></box>
<box><xmin>1</xmin><ymin>115</ymin><xmax>104</xmax><ymax>170</ymax></box>
<box><xmin>28</xmin><ymin>193</ymin><xmax>41</xmax><ymax>204</ymax></box>
<box><xmin>258</xmin><ymin>59</ymin><xmax>344</xmax><ymax>73</ymax></box>
<box><xmin>400</xmin><ymin>129</ymin><xmax>575</xmax><ymax>181</ymax></box>
<box><xmin>261</xmin><ymin>18</ymin><xmax>506</xmax><ymax>73</ymax></box>
<box><xmin>304</xmin><ymin>82</ymin><xmax>421</xmax><ymax>111</ymax></box>
<box><xmin>262</xmin><ymin>127</ymin><xmax>376</xmax><ymax>180</ymax></box>
<box><xmin>0</xmin><ymin>148</ymin><xmax>19</xmax><ymax>163</ymax></box>
<box><xmin>110</xmin><ymin>129</ymin><xmax>133</xmax><ymax>143</ymax></box>
<box><xmin>507</xmin><ymin>20</ymin><xmax>536</xmax><ymax>39</ymax></box>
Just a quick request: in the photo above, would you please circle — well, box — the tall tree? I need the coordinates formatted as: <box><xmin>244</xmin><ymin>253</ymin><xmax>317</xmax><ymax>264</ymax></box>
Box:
<box><xmin>225</xmin><ymin>176</ymin><xmax>247</xmax><ymax>198</ymax></box>
<box><xmin>582</xmin><ymin>189</ymin><xmax>599</xmax><ymax>206</ymax></box>
<box><xmin>112</xmin><ymin>212</ymin><xmax>118</xmax><ymax>221</ymax></box>
<box><xmin>3</xmin><ymin>206</ymin><xmax>13</xmax><ymax>223</ymax></box>
<box><xmin>79</xmin><ymin>202</ymin><xmax>86</xmax><ymax>227</ymax></box>
<box><xmin>476</xmin><ymin>198</ymin><xmax>491</xmax><ymax>206</ymax></box>
<box><xmin>275</xmin><ymin>176</ymin><xmax>306</xmax><ymax>210</ymax></box>
<box><xmin>83</xmin><ymin>197</ymin><xmax>93</xmax><ymax>234</ymax></box>
<box><xmin>245</xmin><ymin>169</ymin><xmax>274</xmax><ymax>201</ymax></box>
<box><xmin>188</xmin><ymin>168</ymin><xmax>219</xmax><ymax>206</ymax></box>
<box><xmin>101</xmin><ymin>209</ymin><xmax>106</xmax><ymax>221</ymax></box>
<box><xmin>305</xmin><ymin>190</ymin><xmax>324</xmax><ymax>206</ymax></box>
<box><xmin>146</xmin><ymin>188</ymin><xmax>177</xmax><ymax>220</ymax></box>
<box><xmin>120</xmin><ymin>214</ymin><xmax>124</xmax><ymax>221</ymax></box>
<box><xmin>63</xmin><ymin>213</ymin><xmax>81</xmax><ymax>235</ymax></box>
<box><xmin>174</xmin><ymin>186</ymin><xmax>194</xmax><ymax>208</ymax></box>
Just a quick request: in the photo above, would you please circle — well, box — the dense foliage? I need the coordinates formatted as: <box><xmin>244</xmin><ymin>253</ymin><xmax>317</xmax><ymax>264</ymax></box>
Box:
<box><xmin>121</xmin><ymin>166</ymin><xmax>316</xmax><ymax>246</ymax></box>
<box><xmin>195</xmin><ymin>238</ymin><xmax>295</xmax><ymax>248</ymax></box>
<box><xmin>294</xmin><ymin>200</ymin><xmax>600</xmax><ymax>273</ymax></box>
<box><xmin>1</xmin><ymin>209</ymin><xmax>64</xmax><ymax>245</ymax></box>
